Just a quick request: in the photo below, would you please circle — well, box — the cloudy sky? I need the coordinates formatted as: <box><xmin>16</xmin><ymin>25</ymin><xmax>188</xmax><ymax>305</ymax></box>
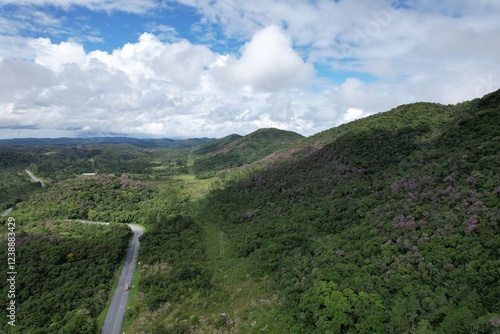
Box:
<box><xmin>0</xmin><ymin>0</ymin><xmax>499</xmax><ymax>139</ymax></box>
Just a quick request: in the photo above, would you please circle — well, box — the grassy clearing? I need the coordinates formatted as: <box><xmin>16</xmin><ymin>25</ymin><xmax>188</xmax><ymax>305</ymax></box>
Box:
<box><xmin>191</xmin><ymin>206</ymin><xmax>281</xmax><ymax>332</ymax></box>
<box><xmin>171</xmin><ymin>174</ymin><xmax>220</xmax><ymax>199</ymax></box>
<box><xmin>127</xmin><ymin>173</ymin><xmax>280</xmax><ymax>332</ymax></box>
<box><xmin>146</xmin><ymin>175</ymin><xmax>180</xmax><ymax>190</ymax></box>
<box><xmin>151</xmin><ymin>165</ymin><xmax>168</xmax><ymax>171</ymax></box>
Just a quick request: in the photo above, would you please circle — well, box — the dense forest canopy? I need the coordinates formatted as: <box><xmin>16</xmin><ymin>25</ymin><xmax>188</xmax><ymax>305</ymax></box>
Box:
<box><xmin>196</xmin><ymin>90</ymin><xmax>500</xmax><ymax>333</ymax></box>
<box><xmin>0</xmin><ymin>89</ymin><xmax>498</xmax><ymax>333</ymax></box>
<box><xmin>15</xmin><ymin>174</ymin><xmax>156</xmax><ymax>223</ymax></box>
<box><xmin>0</xmin><ymin>220</ymin><xmax>131</xmax><ymax>333</ymax></box>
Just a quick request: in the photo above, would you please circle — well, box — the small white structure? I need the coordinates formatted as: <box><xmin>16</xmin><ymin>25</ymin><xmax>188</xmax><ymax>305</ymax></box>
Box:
<box><xmin>82</xmin><ymin>173</ymin><xmax>97</xmax><ymax>176</ymax></box>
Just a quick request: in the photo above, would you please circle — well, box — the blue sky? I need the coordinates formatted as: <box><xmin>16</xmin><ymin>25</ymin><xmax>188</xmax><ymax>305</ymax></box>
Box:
<box><xmin>0</xmin><ymin>0</ymin><xmax>499</xmax><ymax>139</ymax></box>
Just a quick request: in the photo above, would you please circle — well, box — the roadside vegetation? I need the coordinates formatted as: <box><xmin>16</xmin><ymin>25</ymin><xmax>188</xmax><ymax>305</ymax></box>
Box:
<box><xmin>15</xmin><ymin>174</ymin><xmax>156</xmax><ymax>223</ymax></box>
<box><xmin>0</xmin><ymin>220</ymin><xmax>131</xmax><ymax>333</ymax></box>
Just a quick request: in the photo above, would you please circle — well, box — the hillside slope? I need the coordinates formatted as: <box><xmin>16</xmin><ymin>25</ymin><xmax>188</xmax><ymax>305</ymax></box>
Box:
<box><xmin>0</xmin><ymin>220</ymin><xmax>131</xmax><ymax>333</ymax></box>
<box><xmin>191</xmin><ymin>128</ymin><xmax>304</xmax><ymax>175</ymax></box>
<box><xmin>197</xmin><ymin>90</ymin><xmax>500</xmax><ymax>333</ymax></box>
<box><xmin>191</xmin><ymin>133</ymin><xmax>243</xmax><ymax>156</ymax></box>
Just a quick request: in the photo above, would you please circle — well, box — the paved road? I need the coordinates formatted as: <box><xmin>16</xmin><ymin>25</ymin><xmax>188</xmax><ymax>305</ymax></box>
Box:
<box><xmin>1</xmin><ymin>169</ymin><xmax>45</xmax><ymax>217</ymax></box>
<box><xmin>1</xmin><ymin>207</ymin><xmax>13</xmax><ymax>217</ymax></box>
<box><xmin>25</xmin><ymin>169</ymin><xmax>45</xmax><ymax>187</ymax></box>
<box><xmin>1</xmin><ymin>170</ymin><xmax>45</xmax><ymax>217</ymax></box>
<box><xmin>101</xmin><ymin>224</ymin><xmax>144</xmax><ymax>334</ymax></box>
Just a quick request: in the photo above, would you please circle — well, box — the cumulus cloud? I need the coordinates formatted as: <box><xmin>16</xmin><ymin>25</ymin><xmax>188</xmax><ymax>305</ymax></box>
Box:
<box><xmin>0</xmin><ymin>0</ymin><xmax>159</xmax><ymax>14</ymax></box>
<box><xmin>0</xmin><ymin>0</ymin><xmax>499</xmax><ymax>139</ymax></box>
<box><xmin>2</xmin><ymin>31</ymin><xmax>315</xmax><ymax>138</ymax></box>
<box><xmin>177</xmin><ymin>0</ymin><xmax>500</xmax><ymax>79</ymax></box>
<box><xmin>343</xmin><ymin>108</ymin><xmax>365</xmax><ymax>123</ymax></box>
<box><xmin>214</xmin><ymin>25</ymin><xmax>315</xmax><ymax>91</ymax></box>
<box><xmin>153</xmin><ymin>40</ymin><xmax>216</xmax><ymax>89</ymax></box>
<box><xmin>31</xmin><ymin>38</ymin><xmax>87</xmax><ymax>72</ymax></box>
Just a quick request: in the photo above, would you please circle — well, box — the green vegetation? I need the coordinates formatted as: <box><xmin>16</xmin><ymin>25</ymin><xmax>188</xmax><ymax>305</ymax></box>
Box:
<box><xmin>0</xmin><ymin>136</ymin><xmax>213</xmax><ymax>148</ymax></box>
<box><xmin>191</xmin><ymin>128</ymin><xmax>304</xmax><ymax>176</ymax></box>
<box><xmin>0</xmin><ymin>147</ymin><xmax>45</xmax><ymax>210</ymax></box>
<box><xmin>0</xmin><ymin>168</ymin><xmax>43</xmax><ymax>210</ymax></box>
<box><xmin>0</xmin><ymin>90</ymin><xmax>498</xmax><ymax>333</ymax></box>
<box><xmin>0</xmin><ymin>142</ymin><xmax>198</xmax><ymax>210</ymax></box>
<box><xmin>15</xmin><ymin>174</ymin><xmax>156</xmax><ymax>223</ymax></box>
<box><xmin>0</xmin><ymin>220</ymin><xmax>131</xmax><ymax>333</ymax></box>
<box><xmin>129</xmin><ymin>215</ymin><xmax>214</xmax><ymax>333</ymax></box>
<box><xmin>191</xmin><ymin>133</ymin><xmax>242</xmax><ymax>156</ymax></box>
<box><xmin>27</xmin><ymin>145</ymin><xmax>190</xmax><ymax>181</ymax></box>
<box><xmin>194</xmin><ymin>90</ymin><xmax>500</xmax><ymax>332</ymax></box>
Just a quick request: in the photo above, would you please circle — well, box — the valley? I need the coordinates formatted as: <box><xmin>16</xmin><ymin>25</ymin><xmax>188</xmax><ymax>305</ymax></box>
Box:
<box><xmin>0</xmin><ymin>89</ymin><xmax>499</xmax><ymax>333</ymax></box>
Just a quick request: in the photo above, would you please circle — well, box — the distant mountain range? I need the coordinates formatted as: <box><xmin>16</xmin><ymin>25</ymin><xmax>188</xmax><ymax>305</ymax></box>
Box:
<box><xmin>0</xmin><ymin>136</ymin><xmax>214</xmax><ymax>148</ymax></box>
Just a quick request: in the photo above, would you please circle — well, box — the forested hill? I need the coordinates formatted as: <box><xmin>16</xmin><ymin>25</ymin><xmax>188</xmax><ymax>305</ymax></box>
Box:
<box><xmin>199</xmin><ymin>89</ymin><xmax>500</xmax><ymax>333</ymax></box>
<box><xmin>191</xmin><ymin>133</ymin><xmax>243</xmax><ymax>155</ymax></box>
<box><xmin>191</xmin><ymin>128</ymin><xmax>304</xmax><ymax>175</ymax></box>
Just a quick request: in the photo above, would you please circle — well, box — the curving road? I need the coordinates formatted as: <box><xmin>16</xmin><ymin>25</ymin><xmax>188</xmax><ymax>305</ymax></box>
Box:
<box><xmin>1</xmin><ymin>169</ymin><xmax>45</xmax><ymax>217</ymax></box>
<box><xmin>25</xmin><ymin>169</ymin><xmax>45</xmax><ymax>187</ymax></box>
<box><xmin>6</xmin><ymin>173</ymin><xmax>141</xmax><ymax>332</ymax></box>
<box><xmin>2</xmin><ymin>170</ymin><xmax>45</xmax><ymax>217</ymax></box>
<box><xmin>1</xmin><ymin>207</ymin><xmax>13</xmax><ymax>217</ymax></box>
<box><xmin>101</xmin><ymin>224</ymin><xmax>144</xmax><ymax>334</ymax></box>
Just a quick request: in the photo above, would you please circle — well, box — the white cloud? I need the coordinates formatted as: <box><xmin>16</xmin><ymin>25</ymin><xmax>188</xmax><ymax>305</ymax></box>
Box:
<box><xmin>1</xmin><ymin>0</ymin><xmax>500</xmax><ymax>139</ymax></box>
<box><xmin>215</xmin><ymin>25</ymin><xmax>315</xmax><ymax>91</ymax></box>
<box><xmin>0</xmin><ymin>0</ymin><xmax>159</xmax><ymax>14</ymax></box>
<box><xmin>175</xmin><ymin>0</ymin><xmax>500</xmax><ymax>77</ymax></box>
<box><xmin>148</xmin><ymin>24</ymin><xmax>179</xmax><ymax>43</ymax></box>
<box><xmin>343</xmin><ymin>108</ymin><xmax>364</xmax><ymax>123</ymax></box>
<box><xmin>83</xmin><ymin>34</ymin><xmax>217</xmax><ymax>89</ymax></box>
<box><xmin>2</xmin><ymin>32</ymin><xmax>313</xmax><ymax>138</ymax></box>
<box><xmin>31</xmin><ymin>38</ymin><xmax>87</xmax><ymax>72</ymax></box>
<box><xmin>153</xmin><ymin>40</ymin><xmax>216</xmax><ymax>89</ymax></box>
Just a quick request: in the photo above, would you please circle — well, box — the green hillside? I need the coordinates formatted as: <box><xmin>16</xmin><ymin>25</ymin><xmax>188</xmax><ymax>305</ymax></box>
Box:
<box><xmin>15</xmin><ymin>174</ymin><xmax>156</xmax><ymax>223</ymax></box>
<box><xmin>191</xmin><ymin>133</ymin><xmax>243</xmax><ymax>156</ymax></box>
<box><xmin>189</xmin><ymin>90</ymin><xmax>500</xmax><ymax>333</ymax></box>
<box><xmin>191</xmin><ymin>128</ymin><xmax>304</xmax><ymax>176</ymax></box>
<box><xmin>0</xmin><ymin>143</ymin><xmax>194</xmax><ymax>210</ymax></box>
<box><xmin>1</xmin><ymin>90</ymin><xmax>498</xmax><ymax>333</ymax></box>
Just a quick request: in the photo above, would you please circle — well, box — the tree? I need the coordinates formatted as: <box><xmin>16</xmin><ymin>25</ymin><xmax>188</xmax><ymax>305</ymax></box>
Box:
<box><xmin>301</xmin><ymin>281</ymin><xmax>385</xmax><ymax>333</ymax></box>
